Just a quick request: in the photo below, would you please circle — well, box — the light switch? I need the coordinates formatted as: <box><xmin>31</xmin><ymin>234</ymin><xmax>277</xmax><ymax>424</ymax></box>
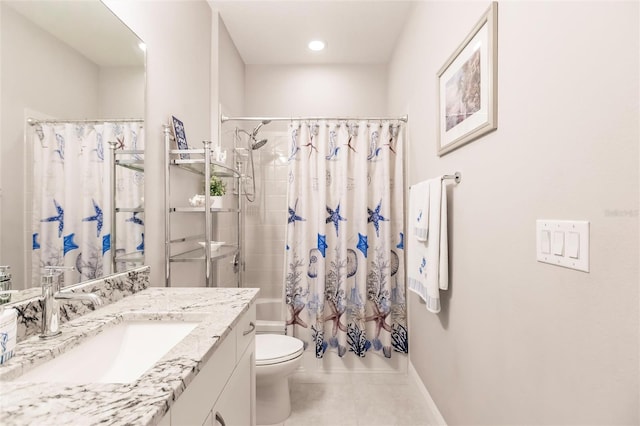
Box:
<box><xmin>567</xmin><ymin>232</ymin><xmax>580</xmax><ymax>258</ymax></box>
<box><xmin>536</xmin><ymin>220</ymin><xmax>589</xmax><ymax>272</ymax></box>
<box><xmin>541</xmin><ymin>230</ymin><xmax>551</xmax><ymax>254</ymax></box>
<box><xmin>552</xmin><ymin>231</ymin><xmax>564</xmax><ymax>256</ymax></box>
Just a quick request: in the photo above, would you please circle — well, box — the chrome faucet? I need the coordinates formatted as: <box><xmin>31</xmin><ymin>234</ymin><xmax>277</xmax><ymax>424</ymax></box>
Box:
<box><xmin>40</xmin><ymin>266</ymin><xmax>103</xmax><ymax>339</ymax></box>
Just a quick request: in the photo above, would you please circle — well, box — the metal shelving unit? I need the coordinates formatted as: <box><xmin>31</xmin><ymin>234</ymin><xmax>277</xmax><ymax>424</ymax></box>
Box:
<box><xmin>109</xmin><ymin>143</ymin><xmax>145</xmax><ymax>271</ymax></box>
<box><xmin>169</xmin><ymin>245</ymin><xmax>238</xmax><ymax>262</ymax></box>
<box><xmin>164</xmin><ymin>124</ymin><xmax>241</xmax><ymax>287</ymax></box>
<box><xmin>170</xmin><ymin>207</ymin><xmax>240</xmax><ymax>213</ymax></box>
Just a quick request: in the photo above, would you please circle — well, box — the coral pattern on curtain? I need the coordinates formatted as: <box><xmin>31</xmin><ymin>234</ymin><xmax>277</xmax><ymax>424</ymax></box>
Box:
<box><xmin>285</xmin><ymin>120</ymin><xmax>407</xmax><ymax>359</ymax></box>
<box><xmin>31</xmin><ymin>121</ymin><xmax>144</xmax><ymax>287</ymax></box>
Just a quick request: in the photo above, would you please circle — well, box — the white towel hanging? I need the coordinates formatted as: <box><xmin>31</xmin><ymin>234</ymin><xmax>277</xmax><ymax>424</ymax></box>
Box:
<box><xmin>408</xmin><ymin>177</ymin><xmax>449</xmax><ymax>313</ymax></box>
<box><xmin>411</xmin><ymin>181</ymin><xmax>429</xmax><ymax>241</ymax></box>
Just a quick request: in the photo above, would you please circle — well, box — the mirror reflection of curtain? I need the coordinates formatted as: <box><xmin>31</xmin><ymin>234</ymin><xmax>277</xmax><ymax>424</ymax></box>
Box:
<box><xmin>31</xmin><ymin>121</ymin><xmax>144</xmax><ymax>287</ymax></box>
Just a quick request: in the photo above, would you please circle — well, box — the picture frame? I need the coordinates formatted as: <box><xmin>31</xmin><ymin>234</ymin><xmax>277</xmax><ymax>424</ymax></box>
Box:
<box><xmin>171</xmin><ymin>115</ymin><xmax>190</xmax><ymax>159</ymax></box>
<box><xmin>437</xmin><ymin>2</ymin><xmax>498</xmax><ymax>156</ymax></box>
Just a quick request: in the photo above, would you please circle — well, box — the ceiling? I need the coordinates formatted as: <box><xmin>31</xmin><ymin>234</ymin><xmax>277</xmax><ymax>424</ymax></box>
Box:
<box><xmin>5</xmin><ymin>0</ymin><xmax>144</xmax><ymax>67</ymax></box>
<box><xmin>213</xmin><ymin>1</ymin><xmax>415</xmax><ymax>65</ymax></box>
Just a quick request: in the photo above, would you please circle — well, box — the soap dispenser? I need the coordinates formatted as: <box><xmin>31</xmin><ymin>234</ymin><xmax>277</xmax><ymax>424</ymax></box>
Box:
<box><xmin>0</xmin><ymin>266</ymin><xmax>11</xmax><ymax>304</ymax></box>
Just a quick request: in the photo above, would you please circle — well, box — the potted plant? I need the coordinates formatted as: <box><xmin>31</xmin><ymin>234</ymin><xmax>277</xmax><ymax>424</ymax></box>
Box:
<box><xmin>209</xmin><ymin>172</ymin><xmax>226</xmax><ymax>209</ymax></box>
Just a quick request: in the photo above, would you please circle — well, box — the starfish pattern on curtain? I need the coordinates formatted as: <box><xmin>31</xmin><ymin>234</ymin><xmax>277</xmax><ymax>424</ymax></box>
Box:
<box><xmin>285</xmin><ymin>120</ymin><xmax>407</xmax><ymax>359</ymax></box>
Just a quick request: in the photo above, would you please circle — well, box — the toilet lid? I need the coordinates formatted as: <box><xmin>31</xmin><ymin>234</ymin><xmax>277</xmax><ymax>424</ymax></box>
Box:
<box><xmin>255</xmin><ymin>334</ymin><xmax>304</xmax><ymax>366</ymax></box>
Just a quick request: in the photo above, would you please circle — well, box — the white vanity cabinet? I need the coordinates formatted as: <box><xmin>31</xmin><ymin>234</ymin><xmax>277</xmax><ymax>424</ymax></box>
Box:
<box><xmin>208</xmin><ymin>346</ymin><xmax>254</xmax><ymax>425</ymax></box>
<box><xmin>162</xmin><ymin>303</ymin><xmax>256</xmax><ymax>426</ymax></box>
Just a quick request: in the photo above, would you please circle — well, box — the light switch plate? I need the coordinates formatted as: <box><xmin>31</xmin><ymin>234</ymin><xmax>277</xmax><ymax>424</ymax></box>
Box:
<box><xmin>566</xmin><ymin>232</ymin><xmax>580</xmax><ymax>259</ymax></box>
<box><xmin>541</xmin><ymin>230</ymin><xmax>551</xmax><ymax>254</ymax></box>
<box><xmin>536</xmin><ymin>220</ymin><xmax>589</xmax><ymax>272</ymax></box>
<box><xmin>552</xmin><ymin>231</ymin><xmax>564</xmax><ymax>255</ymax></box>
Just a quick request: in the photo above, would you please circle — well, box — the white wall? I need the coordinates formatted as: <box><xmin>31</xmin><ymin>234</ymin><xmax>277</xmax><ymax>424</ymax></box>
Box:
<box><xmin>388</xmin><ymin>1</ymin><xmax>639</xmax><ymax>424</ymax></box>
<box><xmin>103</xmin><ymin>0</ymin><xmax>212</xmax><ymax>287</ymax></box>
<box><xmin>216</xmin><ymin>16</ymin><xmax>245</xmax><ymax>287</ymax></box>
<box><xmin>245</xmin><ymin>64</ymin><xmax>388</xmax><ymax>117</ymax></box>
<box><xmin>98</xmin><ymin>66</ymin><xmax>145</xmax><ymax>119</ymax></box>
<box><xmin>0</xmin><ymin>3</ymin><xmax>100</xmax><ymax>289</ymax></box>
<box><xmin>218</xmin><ymin>18</ymin><xmax>245</xmax><ymax>119</ymax></box>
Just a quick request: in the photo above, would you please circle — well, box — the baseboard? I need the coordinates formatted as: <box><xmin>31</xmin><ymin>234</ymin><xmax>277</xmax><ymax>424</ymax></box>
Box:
<box><xmin>408</xmin><ymin>360</ymin><xmax>447</xmax><ymax>425</ymax></box>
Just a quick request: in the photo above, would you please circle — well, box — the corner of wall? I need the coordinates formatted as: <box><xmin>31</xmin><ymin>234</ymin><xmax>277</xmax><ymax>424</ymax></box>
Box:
<box><xmin>408</xmin><ymin>360</ymin><xmax>447</xmax><ymax>426</ymax></box>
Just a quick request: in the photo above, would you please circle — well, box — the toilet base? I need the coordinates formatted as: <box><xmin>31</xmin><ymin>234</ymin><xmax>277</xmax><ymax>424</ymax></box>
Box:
<box><xmin>256</xmin><ymin>375</ymin><xmax>292</xmax><ymax>425</ymax></box>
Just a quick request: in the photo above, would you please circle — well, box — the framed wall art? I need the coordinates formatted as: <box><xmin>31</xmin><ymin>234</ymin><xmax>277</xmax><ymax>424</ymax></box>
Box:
<box><xmin>437</xmin><ymin>2</ymin><xmax>498</xmax><ymax>156</ymax></box>
<box><xmin>171</xmin><ymin>115</ymin><xmax>190</xmax><ymax>160</ymax></box>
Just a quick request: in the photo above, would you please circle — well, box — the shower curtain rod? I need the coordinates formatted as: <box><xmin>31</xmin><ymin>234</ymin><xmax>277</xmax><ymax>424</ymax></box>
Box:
<box><xmin>221</xmin><ymin>114</ymin><xmax>408</xmax><ymax>123</ymax></box>
<box><xmin>27</xmin><ymin>117</ymin><xmax>144</xmax><ymax>126</ymax></box>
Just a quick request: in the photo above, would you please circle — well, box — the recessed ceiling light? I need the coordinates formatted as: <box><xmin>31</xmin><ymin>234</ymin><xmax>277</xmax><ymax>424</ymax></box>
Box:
<box><xmin>308</xmin><ymin>40</ymin><xmax>326</xmax><ymax>51</ymax></box>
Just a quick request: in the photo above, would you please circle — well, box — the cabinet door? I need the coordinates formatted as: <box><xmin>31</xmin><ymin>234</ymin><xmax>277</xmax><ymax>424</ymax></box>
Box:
<box><xmin>202</xmin><ymin>410</ymin><xmax>214</xmax><ymax>426</ymax></box>
<box><xmin>236</xmin><ymin>304</ymin><xmax>256</xmax><ymax>358</ymax></box>
<box><xmin>213</xmin><ymin>343</ymin><xmax>254</xmax><ymax>426</ymax></box>
<box><xmin>170</xmin><ymin>332</ymin><xmax>236</xmax><ymax>426</ymax></box>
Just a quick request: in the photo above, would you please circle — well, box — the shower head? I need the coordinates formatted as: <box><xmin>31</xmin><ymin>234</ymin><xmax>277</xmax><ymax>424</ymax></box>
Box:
<box><xmin>251</xmin><ymin>138</ymin><xmax>268</xmax><ymax>150</ymax></box>
<box><xmin>247</xmin><ymin>120</ymin><xmax>270</xmax><ymax>150</ymax></box>
<box><xmin>251</xmin><ymin>120</ymin><xmax>271</xmax><ymax>137</ymax></box>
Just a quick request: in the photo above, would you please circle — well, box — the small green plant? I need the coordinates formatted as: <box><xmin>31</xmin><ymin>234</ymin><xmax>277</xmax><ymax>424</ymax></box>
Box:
<box><xmin>209</xmin><ymin>173</ymin><xmax>226</xmax><ymax>196</ymax></box>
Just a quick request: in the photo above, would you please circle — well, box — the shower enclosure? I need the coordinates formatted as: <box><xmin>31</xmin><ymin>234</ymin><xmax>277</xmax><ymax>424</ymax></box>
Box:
<box><xmin>222</xmin><ymin>114</ymin><xmax>408</xmax><ymax>372</ymax></box>
<box><xmin>226</xmin><ymin>122</ymin><xmax>290</xmax><ymax>324</ymax></box>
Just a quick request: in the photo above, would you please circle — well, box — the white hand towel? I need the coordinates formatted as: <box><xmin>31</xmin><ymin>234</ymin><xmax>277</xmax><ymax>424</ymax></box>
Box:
<box><xmin>408</xmin><ymin>184</ymin><xmax>430</xmax><ymax>304</ymax></box>
<box><xmin>411</xmin><ymin>181</ymin><xmax>429</xmax><ymax>241</ymax></box>
<box><xmin>438</xmin><ymin>179</ymin><xmax>449</xmax><ymax>292</ymax></box>
<box><xmin>408</xmin><ymin>177</ymin><xmax>449</xmax><ymax>313</ymax></box>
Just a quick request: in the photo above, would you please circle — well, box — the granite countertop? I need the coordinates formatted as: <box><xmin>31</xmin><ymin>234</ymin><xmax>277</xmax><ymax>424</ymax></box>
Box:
<box><xmin>0</xmin><ymin>287</ymin><xmax>259</xmax><ymax>426</ymax></box>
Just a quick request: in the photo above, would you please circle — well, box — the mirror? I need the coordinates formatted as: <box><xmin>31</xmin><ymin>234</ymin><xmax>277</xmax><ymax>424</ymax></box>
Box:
<box><xmin>0</xmin><ymin>0</ymin><xmax>145</xmax><ymax>299</ymax></box>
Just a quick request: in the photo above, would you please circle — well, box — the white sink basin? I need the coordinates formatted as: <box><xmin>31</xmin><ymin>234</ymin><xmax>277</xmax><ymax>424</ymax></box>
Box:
<box><xmin>15</xmin><ymin>320</ymin><xmax>199</xmax><ymax>383</ymax></box>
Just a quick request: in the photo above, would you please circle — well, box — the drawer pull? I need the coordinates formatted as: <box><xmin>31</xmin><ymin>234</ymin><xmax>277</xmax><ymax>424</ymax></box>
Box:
<box><xmin>242</xmin><ymin>321</ymin><xmax>256</xmax><ymax>336</ymax></box>
<box><xmin>215</xmin><ymin>412</ymin><xmax>226</xmax><ymax>426</ymax></box>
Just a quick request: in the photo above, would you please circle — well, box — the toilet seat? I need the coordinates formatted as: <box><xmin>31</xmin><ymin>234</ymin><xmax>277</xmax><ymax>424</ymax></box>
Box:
<box><xmin>256</xmin><ymin>334</ymin><xmax>304</xmax><ymax>366</ymax></box>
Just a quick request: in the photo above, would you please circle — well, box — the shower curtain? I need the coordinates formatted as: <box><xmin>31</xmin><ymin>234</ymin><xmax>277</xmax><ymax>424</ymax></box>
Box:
<box><xmin>285</xmin><ymin>120</ymin><xmax>407</xmax><ymax>359</ymax></box>
<box><xmin>31</xmin><ymin>121</ymin><xmax>144</xmax><ymax>287</ymax></box>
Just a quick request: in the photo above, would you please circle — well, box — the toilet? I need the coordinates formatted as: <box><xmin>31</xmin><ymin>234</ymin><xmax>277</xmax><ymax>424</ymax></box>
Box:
<box><xmin>255</xmin><ymin>333</ymin><xmax>304</xmax><ymax>425</ymax></box>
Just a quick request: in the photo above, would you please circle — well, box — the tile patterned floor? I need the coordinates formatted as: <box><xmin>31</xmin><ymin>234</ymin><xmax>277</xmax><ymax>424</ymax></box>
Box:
<box><xmin>259</xmin><ymin>372</ymin><xmax>440</xmax><ymax>426</ymax></box>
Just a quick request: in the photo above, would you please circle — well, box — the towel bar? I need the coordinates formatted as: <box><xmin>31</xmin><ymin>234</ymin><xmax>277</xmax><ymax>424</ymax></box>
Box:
<box><xmin>409</xmin><ymin>172</ymin><xmax>461</xmax><ymax>188</ymax></box>
<box><xmin>442</xmin><ymin>172</ymin><xmax>461</xmax><ymax>184</ymax></box>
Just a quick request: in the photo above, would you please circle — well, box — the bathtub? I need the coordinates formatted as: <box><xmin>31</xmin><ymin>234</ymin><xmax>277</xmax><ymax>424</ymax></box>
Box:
<box><xmin>255</xmin><ymin>298</ymin><xmax>286</xmax><ymax>334</ymax></box>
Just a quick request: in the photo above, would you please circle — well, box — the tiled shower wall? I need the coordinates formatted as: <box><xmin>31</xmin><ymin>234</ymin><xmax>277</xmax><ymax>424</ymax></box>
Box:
<box><xmin>242</xmin><ymin>129</ymin><xmax>288</xmax><ymax>299</ymax></box>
